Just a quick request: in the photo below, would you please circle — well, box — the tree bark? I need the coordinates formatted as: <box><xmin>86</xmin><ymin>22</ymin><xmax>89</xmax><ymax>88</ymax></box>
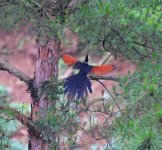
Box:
<box><xmin>29</xmin><ymin>37</ymin><xmax>59</xmax><ymax>150</ymax></box>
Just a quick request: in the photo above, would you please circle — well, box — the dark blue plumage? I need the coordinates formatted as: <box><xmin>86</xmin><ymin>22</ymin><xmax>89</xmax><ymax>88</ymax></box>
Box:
<box><xmin>62</xmin><ymin>54</ymin><xmax>116</xmax><ymax>100</ymax></box>
<box><xmin>64</xmin><ymin>55</ymin><xmax>92</xmax><ymax>100</ymax></box>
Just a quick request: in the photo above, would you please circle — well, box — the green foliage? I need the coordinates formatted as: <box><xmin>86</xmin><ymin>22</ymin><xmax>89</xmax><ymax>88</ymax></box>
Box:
<box><xmin>38</xmin><ymin>77</ymin><xmax>79</xmax><ymax>145</ymax></box>
<box><xmin>41</xmin><ymin>77</ymin><xmax>64</xmax><ymax>101</ymax></box>
<box><xmin>69</xmin><ymin>0</ymin><xmax>161</xmax><ymax>60</ymax></box>
<box><xmin>0</xmin><ymin>85</ymin><xmax>28</xmax><ymax>149</ymax></box>
<box><xmin>107</xmin><ymin>53</ymin><xmax>162</xmax><ymax>149</ymax></box>
<box><xmin>0</xmin><ymin>0</ymin><xmax>29</xmax><ymax>30</ymax></box>
<box><xmin>0</xmin><ymin>0</ymin><xmax>162</xmax><ymax>149</ymax></box>
<box><xmin>0</xmin><ymin>85</ymin><xmax>11</xmax><ymax>104</ymax></box>
<box><xmin>0</xmin><ymin>119</ymin><xmax>27</xmax><ymax>150</ymax></box>
<box><xmin>1</xmin><ymin>0</ymin><xmax>161</xmax><ymax>58</ymax></box>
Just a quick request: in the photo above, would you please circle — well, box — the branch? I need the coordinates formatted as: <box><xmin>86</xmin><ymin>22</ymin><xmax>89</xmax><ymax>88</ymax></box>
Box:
<box><xmin>89</xmin><ymin>75</ymin><xmax>119</xmax><ymax>82</ymax></box>
<box><xmin>66</xmin><ymin>0</ymin><xmax>88</xmax><ymax>14</ymax></box>
<box><xmin>0</xmin><ymin>106</ymin><xmax>39</xmax><ymax>134</ymax></box>
<box><xmin>0</xmin><ymin>58</ymin><xmax>31</xmax><ymax>85</ymax></box>
<box><xmin>88</xmin><ymin>74</ymin><xmax>121</xmax><ymax>111</ymax></box>
<box><xmin>132</xmin><ymin>47</ymin><xmax>151</xmax><ymax>58</ymax></box>
<box><xmin>0</xmin><ymin>1</ymin><xmax>18</xmax><ymax>7</ymax></box>
<box><xmin>67</xmin><ymin>0</ymin><xmax>88</xmax><ymax>8</ymax></box>
<box><xmin>102</xmin><ymin>54</ymin><xmax>112</xmax><ymax>65</ymax></box>
<box><xmin>0</xmin><ymin>2</ymin><xmax>9</xmax><ymax>7</ymax></box>
<box><xmin>30</xmin><ymin>0</ymin><xmax>53</xmax><ymax>21</ymax></box>
<box><xmin>0</xmin><ymin>106</ymin><xmax>55</xmax><ymax>142</ymax></box>
<box><xmin>96</xmin><ymin>79</ymin><xmax>121</xmax><ymax>111</ymax></box>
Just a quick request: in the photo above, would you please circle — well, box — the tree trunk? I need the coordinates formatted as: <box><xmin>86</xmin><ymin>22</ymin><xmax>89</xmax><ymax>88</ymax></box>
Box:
<box><xmin>28</xmin><ymin>37</ymin><xmax>59</xmax><ymax>150</ymax></box>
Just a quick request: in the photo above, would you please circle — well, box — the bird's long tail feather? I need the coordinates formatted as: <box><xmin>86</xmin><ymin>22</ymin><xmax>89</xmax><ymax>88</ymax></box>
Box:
<box><xmin>64</xmin><ymin>73</ymin><xmax>92</xmax><ymax>100</ymax></box>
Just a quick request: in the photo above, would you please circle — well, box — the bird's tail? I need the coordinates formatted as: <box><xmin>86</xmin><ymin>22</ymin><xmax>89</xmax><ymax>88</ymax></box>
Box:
<box><xmin>64</xmin><ymin>73</ymin><xmax>92</xmax><ymax>100</ymax></box>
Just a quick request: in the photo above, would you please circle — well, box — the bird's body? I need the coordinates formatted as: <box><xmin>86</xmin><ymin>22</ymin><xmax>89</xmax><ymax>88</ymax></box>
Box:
<box><xmin>64</xmin><ymin>60</ymin><xmax>92</xmax><ymax>100</ymax></box>
<box><xmin>62</xmin><ymin>54</ymin><xmax>115</xmax><ymax>100</ymax></box>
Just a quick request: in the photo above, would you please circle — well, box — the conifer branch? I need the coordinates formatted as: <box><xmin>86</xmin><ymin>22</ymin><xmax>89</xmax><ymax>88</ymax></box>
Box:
<box><xmin>89</xmin><ymin>75</ymin><xmax>119</xmax><ymax>82</ymax></box>
<box><xmin>0</xmin><ymin>106</ymin><xmax>55</xmax><ymax>142</ymax></box>
<box><xmin>0</xmin><ymin>58</ymin><xmax>31</xmax><ymax>85</ymax></box>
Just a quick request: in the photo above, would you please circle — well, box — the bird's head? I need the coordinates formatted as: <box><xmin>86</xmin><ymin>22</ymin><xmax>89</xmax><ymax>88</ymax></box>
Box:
<box><xmin>84</xmin><ymin>54</ymin><xmax>89</xmax><ymax>63</ymax></box>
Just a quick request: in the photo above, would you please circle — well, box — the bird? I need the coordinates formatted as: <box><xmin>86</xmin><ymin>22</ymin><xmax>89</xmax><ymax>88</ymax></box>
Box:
<box><xmin>62</xmin><ymin>54</ymin><xmax>116</xmax><ymax>100</ymax></box>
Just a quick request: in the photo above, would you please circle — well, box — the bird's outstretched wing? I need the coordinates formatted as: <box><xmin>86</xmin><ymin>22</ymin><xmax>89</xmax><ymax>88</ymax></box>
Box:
<box><xmin>89</xmin><ymin>65</ymin><xmax>116</xmax><ymax>75</ymax></box>
<box><xmin>62</xmin><ymin>54</ymin><xmax>83</xmax><ymax>70</ymax></box>
<box><xmin>62</xmin><ymin>54</ymin><xmax>78</xmax><ymax>66</ymax></box>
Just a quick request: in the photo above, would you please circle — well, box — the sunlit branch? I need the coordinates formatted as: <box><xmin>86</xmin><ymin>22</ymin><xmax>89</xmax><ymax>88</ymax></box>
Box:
<box><xmin>0</xmin><ymin>58</ymin><xmax>31</xmax><ymax>85</ymax></box>
<box><xmin>89</xmin><ymin>75</ymin><xmax>119</xmax><ymax>82</ymax></box>
<box><xmin>94</xmin><ymin>79</ymin><xmax>121</xmax><ymax>111</ymax></box>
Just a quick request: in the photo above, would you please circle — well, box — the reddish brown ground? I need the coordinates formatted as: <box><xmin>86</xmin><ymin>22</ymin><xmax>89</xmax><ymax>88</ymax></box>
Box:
<box><xmin>0</xmin><ymin>28</ymin><xmax>136</xmax><ymax>149</ymax></box>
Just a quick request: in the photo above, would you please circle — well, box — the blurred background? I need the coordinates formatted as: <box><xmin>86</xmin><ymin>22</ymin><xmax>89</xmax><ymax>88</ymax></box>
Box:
<box><xmin>0</xmin><ymin>26</ymin><xmax>135</xmax><ymax>150</ymax></box>
<box><xmin>0</xmin><ymin>0</ymin><xmax>161</xmax><ymax>149</ymax></box>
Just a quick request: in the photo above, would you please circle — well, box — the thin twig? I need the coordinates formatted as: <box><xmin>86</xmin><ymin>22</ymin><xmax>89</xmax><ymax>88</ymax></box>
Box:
<box><xmin>94</xmin><ymin>79</ymin><xmax>121</xmax><ymax>111</ymax></box>
<box><xmin>0</xmin><ymin>0</ymin><xmax>19</xmax><ymax>7</ymax></box>
<box><xmin>132</xmin><ymin>47</ymin><xmax>151</xmax><ymax>58</ymax></box>
<box><xmin>0</xmin><ymin>2</ymin><xmax>9</xmax><ymax>7</ymax></box>
<box><xmin>102</xmin><ymin>53</ymin><xmax>112</xmax><ymax>65</ymax></box>
<box><xmin>0</xmin><ymin>58</ymin><xmax>31</xmax><ymax>85</ymax></box>
<box><xmin>31</xmin><ymin>0</ymin><xmax>53</xmax><ymax>21</ymax></box>
<box><xmin>64</xmin><ymin>0</ymin><xmax>71</xmax><ymax>9</ymax></box>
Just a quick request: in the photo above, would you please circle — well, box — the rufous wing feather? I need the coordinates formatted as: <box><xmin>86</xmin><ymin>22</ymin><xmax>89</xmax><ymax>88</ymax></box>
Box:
<box><xmin>62</xmin><ymin>54</ymin><xmax>78</xmax><ymax>66</ymax></box>
<box><xmin>90</xmin><ymin>65</ymin><xmax>116</xmax><ymax>75</ymax></box>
